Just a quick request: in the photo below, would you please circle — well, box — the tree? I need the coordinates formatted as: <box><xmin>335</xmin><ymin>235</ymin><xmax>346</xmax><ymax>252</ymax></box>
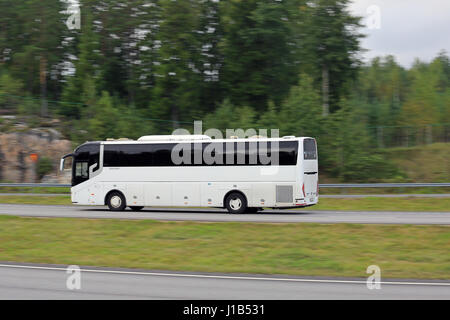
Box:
<box><xmin>354</xmin><ymin>56</ymin><xmax>407</xmax><ymax>147</ymax></box>
<box><xmin>0</xmin><ymin>72</ymin><xmax>24</xmax><ymax>112</ymax></box>
<box><xmin>0</xmin><ymin>0</ymin><xmax>23</xmax><ymax>68</ymax></box>
<box><xmin>151</xmin><ymin>0</ymin><xmax>202</xmax><ymax>131</ymax></box>
<box><xmin>319</xmin><ymin>98</ymin><xmax>399</xmax><ymax>181</ymax></box>
<box><xmin>84</xmin><ymin>91</ymin><xmax>119</xmax><ymax>140</ymax></box>
<box><xmin>10</xmin><ymin>0</ymin><xmax>69</xmax><ymax>116</ymax></box>
<box><xmin>194</xmin><ymin>0</ymin><xmax>224</xmax><ymax>115</ymax></box>
<box><xmin>61</xmin><ymin>8</ymin><xmax>101</xmax><ymax>118</ymax></box>
<box><xmin>297</xmin><ymin>0</ymin><xmax>364</xmax><ymax>115</ymax></box>
<box><xmin>221</xmin><ymin>0</ymin><xmax>297</xmax><ymax>111</ymax></box>
<box><xmin>399</xmin><ymin>59</ymin><xmax>442</xmax><ymax>127</ymax></box>
<box><xmin>397</xmin><ymin>57</ymin><xmax>448</xmax><ymax>144</ymax></box>
<box><xmin>204</xmin><ymin>99</ymin><xmax>257</xmax><ymax>135</ymax></box>
<box><xmin>125</xmin><ymin>0</ymin><xmax>162</xmax><ymax>109</ymax></box>
<box><xmin>277</xmin><ymin>74</ymin><xmax>322</xmax><ymax>137</ymax></box>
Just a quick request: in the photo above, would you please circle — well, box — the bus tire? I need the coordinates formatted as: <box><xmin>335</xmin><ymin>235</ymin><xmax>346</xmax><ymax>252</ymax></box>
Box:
<box><xmin>129</xmin><ymin>206</ymin><xmax>144</xmax><ymax>211</ymax></box>
<box><xmin>106</xmin><ymin>191</ymin><xmax>126</xmax><ymax>211</ymax></box>
<box><xmin>225</xmin><ymin>192</ymin><xmax>247</xmax><ymax>214</ymax></box>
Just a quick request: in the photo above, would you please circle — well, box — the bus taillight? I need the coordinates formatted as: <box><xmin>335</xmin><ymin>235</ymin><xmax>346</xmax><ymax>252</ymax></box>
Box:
<box><xmin>302</xmin><ymin>183</ymin><xmax>305</xmax><ymax>197</ymax></box>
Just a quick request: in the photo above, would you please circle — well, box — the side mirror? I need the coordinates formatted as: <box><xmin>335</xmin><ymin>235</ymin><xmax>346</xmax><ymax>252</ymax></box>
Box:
<box><xmin>60</xmin><ymin>154</ymin><xmax>74</xmax><ymax>172</ymax></box>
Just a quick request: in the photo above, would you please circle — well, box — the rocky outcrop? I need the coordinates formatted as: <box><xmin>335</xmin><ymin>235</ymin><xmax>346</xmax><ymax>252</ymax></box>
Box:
<box><xmin>0</xmin><ymin>129</ymin><xmax>73</xmax><ymax>183</ymax></box>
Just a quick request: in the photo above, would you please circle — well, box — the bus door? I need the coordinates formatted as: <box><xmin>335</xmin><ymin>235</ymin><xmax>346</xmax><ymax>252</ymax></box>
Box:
<box><xmin>302</xmin><ymin>138</ymin><xmax>318</xmax><ymax>201</ymax></box>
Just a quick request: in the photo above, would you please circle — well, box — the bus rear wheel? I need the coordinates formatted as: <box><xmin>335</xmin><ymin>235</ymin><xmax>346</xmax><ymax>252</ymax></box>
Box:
<box><xmin>129</xmin><ymin>206</ymin><xmax>144</xmax><ymax>211</ymax></box>
<box><xmin>106</xmin><ymin>191</ymin><xmax>126</xmax><ymax>211</ymax></box>
<box><xmin>225</xmin><ymin>192</ymin><xmax>247</xmax><ymax>214</ymax></box>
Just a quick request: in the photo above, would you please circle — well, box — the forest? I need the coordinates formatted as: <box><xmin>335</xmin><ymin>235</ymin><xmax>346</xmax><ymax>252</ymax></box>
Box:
<box><xmin>0</xmin><ymin>0</ymin><xmax>449</xmax><ymax>181</ymax></box>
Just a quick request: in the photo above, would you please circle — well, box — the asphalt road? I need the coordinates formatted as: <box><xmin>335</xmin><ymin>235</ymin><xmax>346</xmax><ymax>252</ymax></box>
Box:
<box><xmin>0</xmin><ymin>263</ymin><xmax>448</xmax><ymax>300</ymax></box>
<box><xmin>0</xmin><ymin>204</ymin><xmax>450</xmax><ymax>225</ymax></box>
<box><xmin>0</xmin><ymin>204</ymin><xmax>449</xmax><ymax>225</ymax></box>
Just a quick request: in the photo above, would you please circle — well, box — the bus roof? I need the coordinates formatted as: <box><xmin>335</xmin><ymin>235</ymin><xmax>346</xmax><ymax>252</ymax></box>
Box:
<box><xmin>96</xmin><ymin>135</ymin><xmax>313</xmax><ymax>145</ymax></box>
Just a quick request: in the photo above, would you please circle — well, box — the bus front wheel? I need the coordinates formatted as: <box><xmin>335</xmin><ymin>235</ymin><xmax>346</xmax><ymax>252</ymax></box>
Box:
<box><xmin>106</xmin><ymin>191</ymin><xmax>127</xmax><ymax>211</ymax></box>
<box><xmin>225</xmin><ymin>192</ymin><xmax>247</xmax><ymax>214</ymax></box>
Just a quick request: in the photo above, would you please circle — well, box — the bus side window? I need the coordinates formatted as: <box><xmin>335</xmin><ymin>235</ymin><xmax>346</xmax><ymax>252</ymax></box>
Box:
<box><xmin>278</xmin><ymin>141</ymin><xmax>298</xmax><ymax>165</ymax></box>
<box><xmin>75</xmin><ymin>162</ymin><xmax>88</xmax><ymax>178</ymax></box>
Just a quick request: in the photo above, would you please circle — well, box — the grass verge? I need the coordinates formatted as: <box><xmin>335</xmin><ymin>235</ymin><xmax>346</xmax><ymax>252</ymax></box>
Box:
<box><xmin>0</xmin><ymin>215</ymin><xmax>448</xmax><ymax>279</ymax></box>
<box><xmin>319</xmin><ymin>187</ymin><xmax>450</xmax><ymax>195</ymax></box>
<box><xmin>0</xmin><ymin>195</ymin><xmax>449</xmax><ymax>212</ymax></box>
<box><xmin>381</xmin><ymin>143</ymin><xmax>450</xmax><ymax>183</ymax></box>
<box><xmin>0</xmin><ymin>195</ymin><xmax>72</xmax><ymax>205</ymax></box>
<box><xmin>304</xmin><ymin>197</ymin><xmax>450</xmax><ymax>212</ymax></box>
<box><xmin>0</xmin><ymin>187</ymin><xmax>70</xmax><ymax>194</ymax></box>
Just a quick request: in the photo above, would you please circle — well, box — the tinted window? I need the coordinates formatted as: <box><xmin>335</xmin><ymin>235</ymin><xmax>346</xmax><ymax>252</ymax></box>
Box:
<box><xmin>202</xmin><ymin>143</ymin><xmax>224</xmax><ymax>165</ymax></box>
<box><xmin>152</xmin><ymin>144</ymin><xmax>173</xmax><ymax>166</ymax></box>
<box><xmin>102</xmin><ymin>141</ymin><xmax>298</xmax><ymax>167</ymax></box>
<box><xmin>103</xmin><ymin>144</ymin><xmax>154</xmax><ymax>167</ymax></box>
<box><xmin>75</xmin><ymin>143</ymin><xmax>100</xmax><ymax>172</ymax></box>
<box><xmin>75</xmin><ymin>162</ymin><xmax>88</xmax><ymax>178</ymax></box>
<box><xmin>277</xmin><ymin>141</ymin><xmax>298</xmax><ymax>165</ymax></box>
<box><xmin>303</xmin><ymin>139</ymin><xmax>317</xmax><ymax>160</ymax></box>
<box><xmin>202</xmin><ymin>141</ymin><xmax>298</xmax><ymax>166</ymax></box>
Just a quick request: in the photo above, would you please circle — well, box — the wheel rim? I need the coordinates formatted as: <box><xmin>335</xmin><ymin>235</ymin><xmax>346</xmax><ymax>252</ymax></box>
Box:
<box><xmin>229</xmin><ymin>198</ymin><xmax>242</xmax><ymax>210</ymax></box>
<box><xmin>110</xmin><ymin>195</ymin><xmax>122</xmax><ymax>208</ymax></box>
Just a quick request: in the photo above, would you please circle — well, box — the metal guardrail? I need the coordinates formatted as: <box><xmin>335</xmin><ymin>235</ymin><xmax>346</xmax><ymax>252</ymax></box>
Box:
<box><xmin>0</xmin><ymin>183</ymin><xmax>71</xmax><ymax>188</ymax></box>
<box><xmin>320</xmin><ymin>183</ymin><xmax>450</xmax><ymax>188</ymax></box>
<box><xmin>0</xmin><ymin>183</ymin><xmax>449</xmax><ymax>188</ymax></box>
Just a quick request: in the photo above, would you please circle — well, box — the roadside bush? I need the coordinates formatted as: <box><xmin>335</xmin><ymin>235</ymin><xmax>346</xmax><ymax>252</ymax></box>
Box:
<box><xmin>37</xmin><ymin>156</ymin><xmax>54</xmax><ymax>180</ymax></box>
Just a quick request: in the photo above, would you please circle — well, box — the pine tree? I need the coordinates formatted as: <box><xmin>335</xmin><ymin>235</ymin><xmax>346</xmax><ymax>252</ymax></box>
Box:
<box><xmin>61</xmin><ymin>8</ymin><xmax>101</xmax><ymax>118</ymax></box>
<box><xmin>194</xmin><ymin>0</ymin><xmax>224</xmax><ymax>116</ymax></box>
<box><xmin>0</xmin><ymin>72</ymin><xmax>24</xmax><ymax>112</ymax></box>
<box><xmin>151</xmin><ymin>0</ymin><xmax>202</xmax><ymax>131</ymax></box>
<box><xmin>11</xmin><ymin>0</ymin><xmax>68</xmax><ymax>116</ymax></box>
<box><xmin>221</xmin><ymin>0</ymin><xmax>297</xmax><ymax>111</ymax></box>
<box><xmin>204</xmin><ymin>99</ymin><xmax>257</xmax><ymax>135</ymax></box>
<box><xmin>297</xmin><ymin>0</ymin><xmax>364</xmax><ymax>115</ymax></box>
<box><xmin>277</xmin><ymin>74</ymin><xmax>322</xmax><ymax>137</ymax></box>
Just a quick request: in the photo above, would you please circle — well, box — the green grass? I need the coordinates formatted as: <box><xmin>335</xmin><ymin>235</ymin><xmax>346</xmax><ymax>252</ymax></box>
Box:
<box><xmin>0</xmin><ymin>195</ymin><xmax>449</xmax><ymax>212</ymax></box>
<box><xmin>307</xmin><ymin>197</ymin><xmax>450</xmax><ymax>212</ymax></box>
<box><xmin>0</xmin><ymin>195</ymin><xmax>71</xmax><ymax>205</ymax></box>
<box><xmin>0</xmin><ymin>215</ymin><xmax>448</xmax><ymax>279</ymax></box>
<box><xmin>319</xmin><ymin>187</ymin><xmax>450</xmax><ymax>195</ymax></box>
<box><xmin>0</xmin><ymin>186</ymin><xmax>70</xmax><ymax>194</ymax></box>
<box><xmin>381</xmin><ymin>142</ymin><xmax>450</xmax><ymax>183</ymax></box>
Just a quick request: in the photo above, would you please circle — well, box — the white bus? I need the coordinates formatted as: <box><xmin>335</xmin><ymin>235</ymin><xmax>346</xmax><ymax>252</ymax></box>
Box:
<box><xmin>60</xmin><ymin>135</ymin><xmax>319</xmax><ymax>213</ymax></box>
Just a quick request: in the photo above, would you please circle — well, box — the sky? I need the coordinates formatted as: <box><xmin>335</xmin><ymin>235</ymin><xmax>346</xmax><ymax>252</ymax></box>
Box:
<box><xmin>349</xmin><ymin>0</ymin><xmax>450</xmax><ymax>67</ymax></box>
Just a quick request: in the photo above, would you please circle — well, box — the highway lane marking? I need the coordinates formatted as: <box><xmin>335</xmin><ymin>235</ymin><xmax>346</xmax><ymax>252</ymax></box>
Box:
<box><xmin>0</xmin><ymin>264</ymin><xmax>449</xmax><ymax>287</ymax></box>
